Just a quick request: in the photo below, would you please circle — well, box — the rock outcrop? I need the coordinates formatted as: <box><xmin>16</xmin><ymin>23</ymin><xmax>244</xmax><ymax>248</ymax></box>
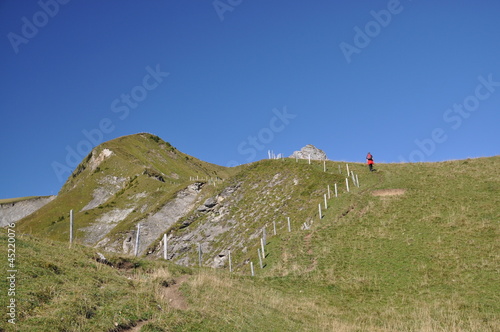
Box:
<box><xmin>0</xmin><ymin>196</ymin><xmax>56</xmax><ymax>227</ymax></box>
<box><xmin>289</xmin><ymin>144</ymin><xmax>328</xmax><ymax>160</ymax></box>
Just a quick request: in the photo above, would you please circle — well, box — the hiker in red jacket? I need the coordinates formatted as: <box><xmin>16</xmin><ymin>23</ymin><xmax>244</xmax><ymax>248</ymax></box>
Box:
<box><xmin>366</xmin><ymin>152</ymin><xmax>374</xmax><ymax>172</ymax></box>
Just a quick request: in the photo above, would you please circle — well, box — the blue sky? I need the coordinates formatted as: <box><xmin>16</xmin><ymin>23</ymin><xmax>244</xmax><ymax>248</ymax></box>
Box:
<box><xmin>1</xmin><ymin>0</ymin><xmax>499</xmax><ymax>198</ymax></box>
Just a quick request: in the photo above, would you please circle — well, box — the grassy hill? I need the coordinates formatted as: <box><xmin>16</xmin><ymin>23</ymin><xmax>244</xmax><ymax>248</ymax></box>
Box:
<box><xmin>3</xmin><ymin>142</ymin><xmax>499</xmax><ymax>331</ymax></box>
<box><xmin>15</xmin><ymin>133</ymin><xmax>235</xmax><ymax>247</ymax></box>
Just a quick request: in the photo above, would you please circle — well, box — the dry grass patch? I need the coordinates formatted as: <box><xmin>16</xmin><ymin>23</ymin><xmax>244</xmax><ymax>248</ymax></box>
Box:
<box><xmin>372</xmin><ymin>189</ymin><xmax>406</xmax><ymax>196</ymax></box>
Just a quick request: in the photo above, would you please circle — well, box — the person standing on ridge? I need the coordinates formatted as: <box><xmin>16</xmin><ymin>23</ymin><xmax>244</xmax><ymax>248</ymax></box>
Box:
<box><xmin>366</xmin><ymin>152</ymin><xmax>374</xmax><ymax>172</ymax></box>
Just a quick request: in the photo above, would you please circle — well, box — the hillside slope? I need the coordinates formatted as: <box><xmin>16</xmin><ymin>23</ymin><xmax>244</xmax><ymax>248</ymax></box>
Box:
<box><xmin>2</xmin><ymin>155</ymin><xmax>498</xmax><ymax>331</ymax></box>
<box><xmin>15</xmin><ymin>133</ymin><xmax>234</xmax><ymax>254</ymax></box>
<box><xmin>8</xmin><ymin>134</ymin><xmax>499</xmax><ymax>331</ymax></box>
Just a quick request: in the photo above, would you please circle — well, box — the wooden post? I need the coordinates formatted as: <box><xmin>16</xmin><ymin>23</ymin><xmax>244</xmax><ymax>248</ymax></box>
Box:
<box><xmin>258</xmin><ymin>248</ymin><xmax>263</xmax><ymax>269</ymax></box>
<box><xmin>198</xmin><ymin>242</ymin><xmax>202</xmax><ymax>267</ymax></box>
<box><xmin>319</xmin><ymin>203</ymin><xmax>322</xmax><ymax>219</ymax></box>
<box><xmin>69</xmin><ymin>209</ymin><xmax>73</xmax><ymax>245</ymax></box>
<box><xmin>250</xmin><ymin>262</ymin><xmax>255</xmax><ymax>276</ymax></box>
<box><xmin>346</xmin><ymin>178</ymin><xmax>350</xmax><ymax>193</ymax></box>
<box><xmin>273</xmin><ymin>220</ymin><xmax>276</xmax><ymax>236</ymax></box>
<box><xmin>324</xmin><ymin>194</ymin><xmax>328</xmax><ymax>209</ymax></box>
<box><xmin>287</xmin><ymin>217</ymin><xmax>291</xmax><ymax>232</ymax></box>
<box><xmin>134</xmin><ymin>223</ymin><xmax>141</xmax><ymax>257</ymax></box>
<box><xmin>163</xmin><ymin>234</ymin><xmax>168</xmax><ymax>260</ymax></box>
<box><xmin>335</xmin><ymin>183</ymin><xmax>338</xmax><ymax>197</ymax></box>
<box><xmin>228</xmin><ymin>250</ymin><xmax>232</xmax><ymax>272</ymax></box>
<box><xmin>260</xmin><ymin>238</ymin><xmax>265</xmax><ymax>258</ymax></box>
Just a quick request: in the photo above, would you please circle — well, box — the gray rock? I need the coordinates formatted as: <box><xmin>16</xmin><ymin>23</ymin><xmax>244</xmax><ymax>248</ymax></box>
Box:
<box><xmin>289</xmin><ymin>144</ymin><xmax>328</xmax><ymax>160</ymax></box>
<box><xmin>204</xmin><ymin>197</ymin><xmax>217</xmax><ymax>208</ymax></box>
<box><xmin>0</xmin><ymin>196</ymin><xmax>56</xmax><ymax>226</ymax></box>
<box><xmin>212</xmin><ymin>254</ymin><xmax>227</xmax><ymax>268</ymax></box>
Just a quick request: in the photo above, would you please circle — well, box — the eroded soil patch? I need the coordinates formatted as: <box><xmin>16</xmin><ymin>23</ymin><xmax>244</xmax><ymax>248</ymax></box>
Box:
<box><xmin>372</xmin><ymin>189</ymin><xmax>406</xmax><ymax>197</ymax></box>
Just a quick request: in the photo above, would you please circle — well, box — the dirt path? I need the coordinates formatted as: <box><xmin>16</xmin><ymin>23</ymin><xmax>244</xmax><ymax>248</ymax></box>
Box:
<box><xmin>372</xmin><ymin>189</ymin><xmax>406</xmax><ymax>196</ymax></box>
<box><xmin>127</xmin><ymin>320</ymin><xmax>148</xmax><ymax>332</ymax></box>
<box><xmin>161</xmin><ymin>275</ymin><xmax>189</xmax><ymax>310</ymax></box>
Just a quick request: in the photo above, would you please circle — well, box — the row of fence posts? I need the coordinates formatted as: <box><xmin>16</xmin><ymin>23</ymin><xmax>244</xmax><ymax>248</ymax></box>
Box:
<box><xmin>67</xmin><ymin>162</ymin><xmax>362</xmax><ymax>273</ymax></box>
<box><xmin>240</xmin><ymin>162</ymin><xmax>361</xmax><ymax>275</ymax></box>
<box><xmin>189</xmin><ymin>176</ymin><xmax>223</xmax><ymax>187</ymax></box>
<box><xmin>268</xmin><ymin>150</ymin><xmax>284</xmax><ymax>159</ymax></box>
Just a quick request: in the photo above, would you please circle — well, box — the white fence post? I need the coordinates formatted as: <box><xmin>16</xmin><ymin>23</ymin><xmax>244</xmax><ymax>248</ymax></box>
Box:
<box><xmin>335</xmin><ymin>183</ymin><xmax>338</xmax><ymax>197</ymax></box>
<box><xmin>324</xmin><ymin>194</ymin><xmax>328</xmax><ymax>209</ymax></box>
<box><xmin>287</xmin><ymin>217</ymin><xmax>291</xmax><ymax>232</ymax></box>
<box><xmin>319</xmin><ymin>203</ymin><xmax>322</xmax><ymax>219</ymax></box>
<box><xmin>273</xmin><ymin>220</ymin><xmax>277</xmax><ymax>236</ymax></box>
<box><xmin>198</xmin><ymin>243</ymin><xmax>202</xmax><ymax>267</ymax></box>
<box><xmin>134</xmin><ymin>223</ymin><xmax>141</xmax><ymax>257</ymax></box>
<box><xmin>258</xmin><ymin>248</ymin><xmax>263</xmax><ymax>269</ymax></box>
<box><xmin>260</xmin><ymin>238</ymin><xmax>265</xmax><ymax>258</ymax></box>
<box><xmin>262</xmin><ymin>227</ymin><xmax>267</xmax><ymax>245</ymax></box>
<box><xmin>356</xmin><ymin>174</ymin><xmax>360</xmax><ymax>187</ymax></box>
<box><xmin>163</xmin><ymin>234</ymin><xmax>168</xmax><ymax>260</ymax></box>
<box><xmin>346</xmin><ymin>164</ymin><xmax>350</xmax><ymax>176</ymax></box>
<box><xmin>250</xmin><ymin>262</ymin><xmax>255</xmax><ymax>276</ymax></box>
<box><xmin>346</xmin><ymin>178</ymin><xmax>350</xmax><ymax>193</ymax></box>
<box><xmin>228</xmin><ymin>250</ymin><xmax>232</xmax><ymax>272</ymax></box>
<box><xmin>327</xmin><ymin>185</ymin><xmax>331</xmax><ymax>199</ymax></box>
<box><xmin>323</xmin><ymin>160</ymin><xmax>326</xmax><ymax>172</ymax></box>
<box><xmin>69</xmin><ymin>209</ymin><xmax>73</xmax><ymax>245</ymax></box>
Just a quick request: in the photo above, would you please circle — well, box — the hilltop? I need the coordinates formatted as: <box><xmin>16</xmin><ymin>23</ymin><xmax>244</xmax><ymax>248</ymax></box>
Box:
<box><xmin>2</xmin><ymin>134</ymin><xmax>499</xmax><ymax>331</ymax></box>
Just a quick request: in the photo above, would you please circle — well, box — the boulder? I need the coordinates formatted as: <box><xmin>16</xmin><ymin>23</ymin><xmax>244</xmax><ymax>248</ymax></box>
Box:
<box><xmin>203</xmin><ymin>197</ymin><xmax>217</xmax><ymax>208</ymax></box>
<box><xmin>289</xmin><ymin>144</ymin><xmax>328</xmax><ymax>160</ymax></box>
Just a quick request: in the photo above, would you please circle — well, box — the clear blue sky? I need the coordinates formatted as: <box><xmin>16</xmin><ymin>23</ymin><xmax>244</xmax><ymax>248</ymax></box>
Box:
<box><xmin>1</xmin><ymin>0</ymin><xmax>499</xmax><ymax>198</ymax></box>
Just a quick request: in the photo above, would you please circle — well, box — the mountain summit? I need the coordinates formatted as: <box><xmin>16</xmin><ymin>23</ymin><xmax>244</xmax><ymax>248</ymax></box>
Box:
<box><xmin>289</xmin><ymin>144</ymin><xmax>328</xmax><ymax>160</ymax></box>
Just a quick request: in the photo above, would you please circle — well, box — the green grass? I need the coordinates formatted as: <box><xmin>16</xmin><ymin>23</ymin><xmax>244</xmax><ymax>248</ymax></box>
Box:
<box><xmin>15</xmin><ymin>133</ymin><xmax>235</xmax><ymax>245</ymax></box>
<box><xmin>4</xmin><ymin>148</ymin><xmax>499</xmax><ymax>331</ymax></box>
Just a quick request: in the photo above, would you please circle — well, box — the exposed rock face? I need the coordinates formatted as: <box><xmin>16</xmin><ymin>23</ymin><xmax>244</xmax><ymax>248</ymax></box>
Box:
<box><xmin>81</xmin><ymin>176</ymin><xmax>127</xmax><ymax>211</ymax></box>
<box><xmin>163</xmin><ymin>183</ymin><xmax>242</xmax><ymax>267</ymax></box>
<box><xmin>289</xmin><ymin>144</ymin><xmax>328</xmax><ymax>160</ymax></box>
<box><xmin>96</xmin><ymin>182</ymin><xmax>204</xmax><ymax>255</ymax></box>
<box><xmin>0</xmin><ymin>196</ymin><xmax>56</xmax><ymax>226</ymax></box>
<box><xmin>88</xmin><ymin>148</ymin><xmax>113</xmax><ymax>172</ymax></box>
<box><xmin>81</xmin><ymin>207</ymin><xmax>135</xmax><ymax>244</ymax></box>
